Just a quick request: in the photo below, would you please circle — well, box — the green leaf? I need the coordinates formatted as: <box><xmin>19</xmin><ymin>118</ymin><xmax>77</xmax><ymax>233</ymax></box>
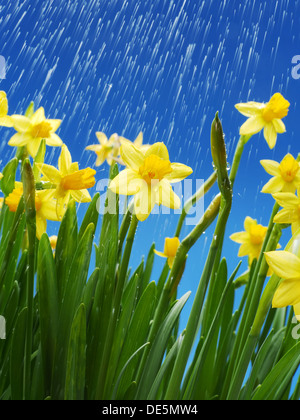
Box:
<box><xmin>78</xmin><ymin>193</ymin><xmax>100</xmax><ymax>241</ymax></box>
<box><xmin>64</xmin><ymin>304</ymin><xmax>86</xmax><ymax>400</ymax></box>
<box><xmin>37</xmin><ymin>233</ymin><xmax>59</xmax><ymax>395</ymax></box>
<box><xmin>10</xmin><ymin>307</ymin><xmax>28</xmax><ymax>400</ymax></box>
<box><xmin>136</xmin><ymin>291</ymin><xmax>191</xmax><ymax>399</ymax></box>
<box><xmin>114</xmin><ymin>281</ymin><xmax>157</xmax><ymax>399</ymax></box>
<box><xmin>55</xmin><ymin>199</ymin><xmax>78</xmax><ymax>301</ymax></box>
<box><xmin>52</xmin><ymin>223</ymin><xmax>94</xmax><ymax>399</ymax></box>
<box><xmin>147</xmin><ymin>332</ymin><xmax>184</xmax><ymax>400</ymax></box>
<box><xmin>252</xmin><ymin>341</ymin><xmax>300</xmax><ymax>400</ymax></box>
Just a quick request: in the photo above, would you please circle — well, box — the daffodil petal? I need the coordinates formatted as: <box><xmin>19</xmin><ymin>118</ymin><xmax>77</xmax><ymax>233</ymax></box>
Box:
<box><xmin>0</xmin><ymin>116</ymin><xmax>13</xmax><ymax>127</ymax></box>
<box><xmin>134</xmin><ymin>183</ymin><xmax>156</xmax><ymax>221</ymax></box>
<box><xmin>70</xmin><ymin>189</ymin><xmax>92</xmax><ymax>203</ymax></box>
<box><xmin>264</xmin><ymin>123</ymin><xmax>277</xmax><ymax>149</ymax></box>
<box><xmin>31</xmin><ymin>107</ymin><xmax>45</xmax><ymax>125</ymax></box>
<box><xmin>133</xmin><ymin>132</ymin><xmax>143</xmax><ymax>147</ymax></box>
<box><xmin>240</xmin><ymin>116</ymin><xmax>265</xmax><ymax>136</ymax></box>
<box><xmin>109</xmin><ymin>169</ymin><xmax>144</xmax><ymax>195</ymax></box>
<box><xmin>273</xmin><ymin>208</ymin><xmax>298</xmax><ymax>224</ymax></box>
<box><xmin>264</xmin><ymin>251</ymin><xmax>300</xmax><ymax>280</ymax></box>
<box><xmin>261</xmin><ymin>176</ymin><xmax>285</xmax><ymax>194</ymax></box>
<box><xmin>56</xmin><ymin>192</ymin><xmax>70</xmax><ymax>220</ymax></box>
<box><xmin>292</xmin><ymin>221</ymin><xmax>300</xmax><ymax>236</ymax></box>
<box><xmin>260</xmin><ymin>159</ymin><xmax>280</xmax><ymax>176</ymax></box>
<box><xmin>272</xmin><ymin>118</ymin><xmax>286</xmax><ymax>134</ymax></box>
<box><xmin>237</xmin><ymin>242</ymin><xmax>252</xmax><ymax>257</ymax></box>
<box><xmin>11</xmin><ymin>115</ymin><xmax>31</xmax><ymax>132</ymax></box>
<box><xmin>36</xmin><ymin>214</ymin><xmax>47</xmax><ymax>240</ymax></box>
<box><xmin>86</xmin><ymin>144</ymin><xmax>101</xmax><ymax>152</ymax></box>
<box><xmin>229</xmin><ymin>231</ymin><xmax>249</xmax><ymax>244</ymax></box>
<box><xmin>96</xmin><ymin>132</ymin><xmax>108</xmax><ymax>146</ymax></box>
<box><xmin>46</xmin><ymin>133</ymin><xmax>63</xmax><ymax>147</ymax></box>
<box><xmin>120</xmin><ymin>142</ymin><xmax>145</xmax><ymax>171</ymax></box>
<box><xmin>27</xmin><ymin>139</ymin><xmax>43</xmax><ymax>158</ymax></box>
<box><xmin>35</xmin><ymin>163</ymin><xmax>61</xmax><ymax>183</ymax></box>
<box><xmin>272</xmin><ymin>192</ymin><xmax>300</xmax><ymax>208</ymax></box>
<box><xmin>273</xmin><ymin>278</ymin><xmax>300</xmax><ymax>308</ymax></box>
<box><xmin>58</xmin><ymin>144</ymin><xmax>72</xmax><ymax>175</ymax></box>
<box><xmin>167</xmin><ymin>257</ymin><xmax>175</xmax><ymax>269</ymax></box>
<box><xmin>157</xmin><ymin>180</ymin><xmax>181</xmax><ymax>209</ymax></box>
<box><xmin>144</xmin><ymin>142</ymin><xmax>169</xmax><ymax>161</ymax></box>
<box><xmin>8</xmin><ymin>132</ymin><xmax>32</xmax><ymax>147</ymax></box>
<box><xmin>293</xmin><ymin>302</ymin><xmax>300</xmax><ymax>321</ymax></box>
<box><xmin>244</xmin><ymin>216</ymin><xmax>256</xmax><ymax>232</ymax></box>
<box><xmin>164</xmin><ymin>162</ymin><xmax>193</xmax><ymax>183</ymax></box>
<box><xmin>153</xmin><ymin>249</ymin><xmax>167</xmax><ymax>258</ymax></box>
<box><xmin>48</xmin><ymin>119</ymin><xmax>62</xmax><ymax>132</ymax></box>
<box><xmin>0</xmin><ymin>91</ymin><xmax>8</xmax><ymax>116</ymax></box>
<box><xmin>235</xmin><ymin>102</ymin><xmax>264</xmax><ymax>117</ymax></box>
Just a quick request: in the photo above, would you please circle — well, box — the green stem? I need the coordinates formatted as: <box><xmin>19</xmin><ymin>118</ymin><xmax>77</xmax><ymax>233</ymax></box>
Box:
<box><xmin>21</xmin><ymin>159</ymin><xmax>36</xmax><ymax>400</ymax></box>
<box><xmin>174</xmin><ymin>171</ymin><xmax>217</xmax><ymax>238</ymax></box>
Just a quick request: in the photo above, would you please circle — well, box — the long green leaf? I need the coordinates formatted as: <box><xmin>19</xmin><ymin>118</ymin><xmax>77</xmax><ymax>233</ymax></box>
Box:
<box><xmin>64</xmin><ymin>304</ymin><xmax>86</xmax><ymax>400</ymax></box>
<box><xmin>252</xmin><ymin>341</ymin><xmax>300</xmax><ymax>400</ymax></box>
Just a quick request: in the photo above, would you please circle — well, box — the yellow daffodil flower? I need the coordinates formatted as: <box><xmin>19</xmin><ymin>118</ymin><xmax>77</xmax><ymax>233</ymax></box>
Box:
<box><xmin>9</xmin><ymin>107</ymin><xmax>63</xmax><ymax>157</ymax></box>
<box><xmin>35</xmin><ymin>144</ymin><xmax>96</xmax><ymax>219</ymax></box>
<box><xmin>0</xmin><ymin>91</ymin><xmax>13</xmax><ymax>127</ymax></box>
<box><xmin>272</xmin><ymin>190</ymin><xmax>300</xmax><ymax>234</ymax></box>
<box><xmin>230</xmin><ymin>216</ymin><xmax>268</xmax><ymax>265</ymax></box>
<box><xmin>5</xmin><ymin>186</ymin><xmax>60</xmax><ymax>239</ymax></box>
<box><xmin>0</xmin><ymin>197</ymin><xmax>4</xmax><ymax>209</ymax></box>
<box><xmin>86</xmin><ymin>131</ymin><xmax>149</xmax><ymax>167</ymax></box>
<box><xmin>109</xmin><ymin>142</ymin><xmax>193</xmax><ymax>221</ymax></box>
<box><xmin>264</xmin><ymin>250</ymin><xmax>300</xmax><ymax>320</ymax></box>
<box><xmin>235</xmin><ymin>93</ymin><xmax>290</xmax><ymax>149</ymax></box>
<box><xmin>261</xmin><ymin>154</ymin><xmax>300</xmax><ymax>194</ymax></box>
<box><xmin>154</xmin><ymin>237</ymin><xmax>180</xmax><ymax>268</ymax></box>
<box><xmin>86</xmin><ymin>132</ymin><xmax>122</xmax><ymax>166</ymax></box>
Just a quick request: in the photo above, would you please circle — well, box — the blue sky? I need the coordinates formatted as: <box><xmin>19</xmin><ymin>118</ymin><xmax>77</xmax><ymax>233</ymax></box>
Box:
<box><xmin>1</xmin><ymin>0</ymin><xmax>300</xmax><ymax>324</ymax></box>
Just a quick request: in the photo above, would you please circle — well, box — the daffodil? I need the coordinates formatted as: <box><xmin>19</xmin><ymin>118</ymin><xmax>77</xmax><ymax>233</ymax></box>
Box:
<box><xmin>261</xmin><ymin>154</ymin><xmax>300</xmax><ymax>194</ymax></box>
<box><xmin>230</xmin><ymin>216</ymin><xmax>268</xmax><ymax>265</ymax></box>
<box><xmin>0</xmin><ymin>91</ymin><xmax>13</xmax><ymax>127</ymax></box>
<box><xmin>109</xmin><ymin>142</ymin><xmax>193</xmax><ymax>221</ymax></box>
<box><xmin>272</xmin><ymin>190</ymin><xmax>300</xmax><ymax>234</ymax></box>
<box><xmin>235</xmin><ymin>93</ymin><xmax>290</xmax><ymax>149</ymax></box>
<box><xmin>9</xmin><ymin>107</ymin><xmax>62</xmax><ymax>157</ymax></box>
<box><xmin>85</xmin><ymin>132</ymin><xmax>122</xmax><ymax>166</ymax></box>
<box><xmin>264</xmin><ymin>250</ymin><xmax>300</xmax><ymax>320</ymax></box>
<box><xmin>5</xmin><ymin>186</ymin><xmax>60</xmax><ymax>239</ymax></box>
<box><xmin>86</xmin><ymin>131</ymin><xmax>149</xmax><ymax>167</ymax></box>
<box><xmin>35</xmin><ymin>144</ymin><xmax>96</xmax><ymax>219</ymax></box>
<box><xmin>154</xmin><ymin>237</ymin><xmax>180</xmax><ymax>268</ymax></box>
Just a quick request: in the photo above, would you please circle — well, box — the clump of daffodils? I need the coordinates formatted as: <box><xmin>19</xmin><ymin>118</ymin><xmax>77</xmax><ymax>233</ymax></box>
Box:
<box><xmin>0</xmin><ymin>89</ymin><xmax>299</xmax><ymax>402</ymax></box>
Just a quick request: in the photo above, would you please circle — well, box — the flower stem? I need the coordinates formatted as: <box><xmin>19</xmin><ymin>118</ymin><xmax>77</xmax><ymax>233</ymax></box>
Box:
<box><xmin>21</xmin><ymin>159</ymin><xmax>36</xmax><ymax>400</ymax></box>
<box><xmin>174</xmin><ymin>170</ymin><xmax>217</xmax><ymax>238</ymax></box>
